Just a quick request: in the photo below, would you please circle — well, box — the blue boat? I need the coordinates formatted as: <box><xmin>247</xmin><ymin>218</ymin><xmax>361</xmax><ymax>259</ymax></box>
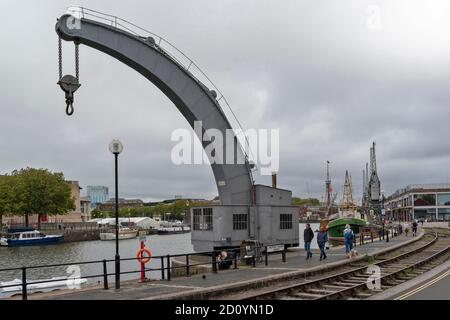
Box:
<box><xmin>0</xmin><ymin>230</ymin><xmax>63</xmax><ymax>247</ymax></box>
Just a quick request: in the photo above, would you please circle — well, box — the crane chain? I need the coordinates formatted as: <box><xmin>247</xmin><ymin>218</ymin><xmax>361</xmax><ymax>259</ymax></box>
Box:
<box><xmin>58</xmin><ymin>36</ymin><xmax>62</xmax><ymax>80</ymax></box>
<box><xmin>75</xmin><ymin>42</ymin><xmax>79</xmax><ymax>81</ymax></box>
<box><xmin>57</xmin><ymin>36</ymin><xmax>81</xmax><ymax>116</ymax></box>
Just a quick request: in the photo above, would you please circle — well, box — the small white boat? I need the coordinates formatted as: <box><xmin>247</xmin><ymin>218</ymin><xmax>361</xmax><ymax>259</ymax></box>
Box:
<box><xmin>99</xmin><ymin>226</ymin><xmax>137</xmax><ymax>240</ymax></box>
<box><xmin>0</xmin><ymin>277</ymin><xmax>87</xmax><ymax>297</ymax></box>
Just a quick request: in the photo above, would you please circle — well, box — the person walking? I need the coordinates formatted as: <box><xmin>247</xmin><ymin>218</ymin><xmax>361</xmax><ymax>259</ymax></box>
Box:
<box><xmin>304</xmin><ymin>223</ymin><xmax>314</xmax><ymax>260</ymax></box>
<box><xmin>343</xmin><ymin>224</ymin><xmax>354</xmax><ymax>256</ymax></box>
<box><xmin>404</xmin><ymin>221</ymin><xmax>410</xmax><ymax>237</ymax></box>
<box><xmin>412</xmin><ymin>220</ymin><xmax>418</xmax><ymax>237</ymax></box>
<box><xmin>317</xmin><ymin>227</ymin><xmax>328</xmax><ymax>261</ymax></box>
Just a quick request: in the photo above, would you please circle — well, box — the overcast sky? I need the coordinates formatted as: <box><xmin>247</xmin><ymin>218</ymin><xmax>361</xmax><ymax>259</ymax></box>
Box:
<box><xmin>1</xmin><ymin>0</ymin><xmax>450</xmax><ymax>203</ymax></box>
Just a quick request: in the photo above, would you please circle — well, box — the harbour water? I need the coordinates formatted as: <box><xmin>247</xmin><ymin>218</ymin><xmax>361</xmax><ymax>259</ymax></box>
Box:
<box><xmin>0</xmin><ymin>233</ymin><xmax>194</xmax><ymax>287</ymax></box>
<box><xmin>0</xmin><ymin>223</ymin><xmax>319</xmax><ymax>289</ymax></box>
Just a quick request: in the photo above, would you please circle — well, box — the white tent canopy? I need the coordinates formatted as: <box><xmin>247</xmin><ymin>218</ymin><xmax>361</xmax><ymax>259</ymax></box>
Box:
<box><xmin>89</xmin><ymin>217</ymin><xmax>160</xmax><ymax>229</ymax></box>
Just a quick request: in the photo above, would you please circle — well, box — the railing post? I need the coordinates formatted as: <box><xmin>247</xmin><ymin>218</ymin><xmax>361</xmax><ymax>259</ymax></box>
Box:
<box><xmin>212</xmin><ymin>251</ymin><xmax>217</xmax><ymax>273</ymax></box>
<box><xmin>166</xmin><ymin>255</ymin><xmax>171</xmax><ymax>281</ymax></box>
<box><xmin>265</xmin><ymin>246</ymin><xmax>268</xmax><ymax>266</ymax></box>
<box><xmin>160</xmin><ymin>256</ymin><xmax>165</xmax><ymax>280</ymax></box>
<box><xmin>103</xmin><ymin>259</ymin><xmax>109</xmax><ymax>290</ymax></box>
<box><xmin>21</xmin><ymin>267</ymin><xmax>27</xmax><ymax>300</ymax></box>
<box><xmin>185</xmin><ymin>254</ymin><xmax>190</xmax><ymax>276</ymax></box>
<box><xmin>282</xmin><ymin>250</ymin><xmax>286</xmax><ymax>263</ymax></box>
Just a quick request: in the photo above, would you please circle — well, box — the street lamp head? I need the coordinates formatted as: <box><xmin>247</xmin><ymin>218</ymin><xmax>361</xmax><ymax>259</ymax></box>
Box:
<box><xmin>109</xmin><ymin>139</ymin><xmax>123</xmax><ymax>154</ymax></box>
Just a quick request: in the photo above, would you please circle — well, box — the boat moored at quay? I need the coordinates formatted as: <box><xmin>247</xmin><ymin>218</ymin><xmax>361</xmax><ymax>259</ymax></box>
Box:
<box><xmin>0</xmin><ymin>230</ymin><xmax>64</xmax><ymax>247</ymax></box>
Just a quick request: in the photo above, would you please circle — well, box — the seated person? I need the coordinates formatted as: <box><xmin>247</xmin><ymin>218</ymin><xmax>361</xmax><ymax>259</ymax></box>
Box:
<box><xmin>217</xmin><ymin>251</ymin><xmax>232</xmax><ymax>270</ymax></box>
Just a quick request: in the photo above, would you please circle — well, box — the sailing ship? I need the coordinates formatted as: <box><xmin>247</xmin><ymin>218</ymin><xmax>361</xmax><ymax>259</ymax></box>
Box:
<box><xmin>325</xmin><ymin>143</ymin><xmax>383</xmax><ymax>244</ymax></box>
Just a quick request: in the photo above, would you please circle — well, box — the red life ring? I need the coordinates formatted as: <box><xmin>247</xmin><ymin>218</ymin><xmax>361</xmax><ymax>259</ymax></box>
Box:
<box><xmin>136</xmin><ymin>247</ymin><xmax>152</xmax><ymax>264</ymax></box>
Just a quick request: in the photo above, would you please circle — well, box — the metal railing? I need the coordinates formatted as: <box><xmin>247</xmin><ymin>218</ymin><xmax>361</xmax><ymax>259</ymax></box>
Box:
<box><xmin>1</xmin><ymin>230</ymin><xmax>405</xmax><ymax>300</ymax></box>
<box><xmin>0</xmin><ymin>245</ymin><xmax>288</xmax><ymax>300</ymax></box>
<box><xmin>64</xmin><ymin>6</ymin><xmax>257</xmax><ymax>169</ymax></box>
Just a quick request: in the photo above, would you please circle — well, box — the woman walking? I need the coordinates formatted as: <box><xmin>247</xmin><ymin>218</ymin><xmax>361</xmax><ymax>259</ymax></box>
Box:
<box><xmin>343</xmin><ymin>224</ymin><xmax>354</xmax><ymax>256</ymax></box>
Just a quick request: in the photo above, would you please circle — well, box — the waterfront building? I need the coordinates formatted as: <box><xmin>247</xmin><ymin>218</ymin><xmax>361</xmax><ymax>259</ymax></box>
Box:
<box><xmin>97</xmin><ymin>198</ymin><xmax>144</xmax><ymax>212</ymax></box>
<box><xmin>87</xmin><ymin>185</ymin><xmax>109</xmax><ymax>209</ymax></box>
<box><xmin>384</xmin><ymin>183</ymin><xmax>450</xmax><ymax>221</ymax></box>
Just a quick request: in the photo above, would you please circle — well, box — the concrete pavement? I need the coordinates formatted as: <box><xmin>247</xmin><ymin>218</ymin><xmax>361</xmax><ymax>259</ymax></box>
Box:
<box><xmin>14</xmin><ymin>231</ymin><xmax>424</xmax><ymax>300</ymax></box>
<box><xmin>368</xmin><ymin>260</ymin><xmax>450</xmax><ymax>300</ymax></box>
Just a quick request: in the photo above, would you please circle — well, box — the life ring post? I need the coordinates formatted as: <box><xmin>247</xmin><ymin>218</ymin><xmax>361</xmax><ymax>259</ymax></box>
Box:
<box><xmin>136</xmin><ymin>240</ymin><xmax>152</xmax><ymax>282</ymax></box>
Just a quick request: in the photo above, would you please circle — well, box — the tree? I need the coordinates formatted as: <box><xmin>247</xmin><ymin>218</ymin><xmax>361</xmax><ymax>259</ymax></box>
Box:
<box><xmin>12</xmin><ymin>168</ymin><xmax>75</xmax><ymax>228</ymax></box>
<box><xmin>292</xmin><ymin>197</ymin><xmax>320</xmax><ymax>206</ymax></box>
<box><xmin>0</xmin><ymin>175</ymin><xmax>15</xmax><ymax>228</ymax></box>
<box><xmin>90</xmin><ymin>208</ymin><xmax>104</xmax><ymax>219</ymax></box>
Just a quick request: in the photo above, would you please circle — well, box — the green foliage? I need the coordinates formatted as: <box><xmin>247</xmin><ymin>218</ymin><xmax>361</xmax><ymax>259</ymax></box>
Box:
<box><xmin>95</xmin><ymin>199</ymin><xmax>212</xmax><ymax>221</ymax></box>
<box><xmin>6</xmin><ymin>168</ymin><xmax>75</xmax><ymax>227</ymax></box>
<box><xmin>0</xmin><ymin>175</ymin><xmax>16</xmax><ymax>226</ymax></box>
<box><xmin>90</xmin><ymin>208</ymin><xmax>105</xmax><ymax>219</ymax></box>
<box><xmin>292</xmin><ymin>197</ymin><xmax>320</xmax><ymax>206</ymax></box>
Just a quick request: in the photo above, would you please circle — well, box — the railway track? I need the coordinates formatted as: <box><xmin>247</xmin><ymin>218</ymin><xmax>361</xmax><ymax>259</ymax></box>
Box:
<box><xmin>228</xmin><ymin>228</ymin><xmax>450</xmax><ymax>300</ymax></box>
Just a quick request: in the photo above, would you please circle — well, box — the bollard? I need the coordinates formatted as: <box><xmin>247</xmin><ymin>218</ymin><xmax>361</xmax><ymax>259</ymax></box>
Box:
<box><xmin>265</xmin><ymin>246</ymin><xmax>268</xmax><ymax>266</ymax></box>
<box><xmin>371</xmin><ymin>232</ymin><xmax>374</xmax><ymax>243</ymax></box>
<box><xmin>167</xmin><ymin>254</ymin><xmax>171</xmax><ymax>281</ymax></box>
<box><xmin>234</xmin><ymin>251</ymin><xmax>238</xmax><ymax>269</ymax></box>
<box><xmin>282</xmin><ymin>250</ymin><xmax>286</xmax><ymax>263</ymax></box>
<box><xmin>252</xmin><ymin>255</ymin><xmax>256</xmax><ymax>267</ymax></box>
<box><xmin>21</xmin><ymin>267</ymin><xmax>27</xmax><ymax>301</ymax></box>
<box><xmin>386</xmin><ymin>230</ymin><xmax>390</xmax><ymax>242</ymax></box>
<box><xmin>103</xmin><ymin>259</ymin><xmax>109</xmax><ymax>290</ymax></box>
<box><xmin>185</xmin><ymin>254</ymin><xmax>190</xmax><ymax>276</ymax></box>
<box><xmin>160</xmin><ymin>256</ymin><xmax>165</xmax><ymax>280</ymax></box>
<box><xmin>212</xmin><ymin>251</ymin><xmax>217</xmax><ymax>273</ymax></box>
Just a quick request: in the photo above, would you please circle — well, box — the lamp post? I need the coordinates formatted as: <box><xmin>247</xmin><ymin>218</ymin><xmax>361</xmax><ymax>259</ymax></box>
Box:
<box><xmin>109</xmin><ymin>139</ymin><xmax>123</xmax><ymax>289</ymax></box>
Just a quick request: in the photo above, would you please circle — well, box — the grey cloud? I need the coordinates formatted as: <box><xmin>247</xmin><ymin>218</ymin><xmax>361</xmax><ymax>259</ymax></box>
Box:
<box><xmin>1</xmin><ymin>0</ymin><xmax>450</xmax><ymax>203</ymax></box>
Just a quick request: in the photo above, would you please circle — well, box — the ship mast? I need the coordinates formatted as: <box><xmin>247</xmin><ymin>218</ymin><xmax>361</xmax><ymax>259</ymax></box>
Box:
<box><xmin>325</xmin><ymin>160</ymin><xmax>332</xmax><ymax>216</ymax></box>
<box><xmin>340</xmin><ymin>170</ymin><xmax>356</xmax><ymax>216</ymax></box>
<box><xmin>368</xmin><ymin>141</ymin><xmax>381</xmax><ymax>218</ymax></box>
